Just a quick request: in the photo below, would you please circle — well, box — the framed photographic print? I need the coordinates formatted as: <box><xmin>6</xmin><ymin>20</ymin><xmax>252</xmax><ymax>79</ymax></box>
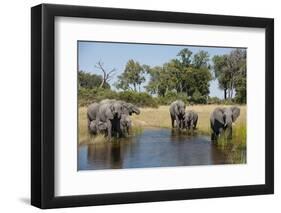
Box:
<box><xmin>31</xmin><ymin>4</ymin><xmax>274</xmax><ymax>209</ymax></box>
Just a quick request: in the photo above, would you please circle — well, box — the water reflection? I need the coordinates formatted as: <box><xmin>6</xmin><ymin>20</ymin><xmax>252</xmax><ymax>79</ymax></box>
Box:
<box><xmin>78</xmin><ymin>128</ymin><xmax>246</xmax><ymax>170</ymax></box>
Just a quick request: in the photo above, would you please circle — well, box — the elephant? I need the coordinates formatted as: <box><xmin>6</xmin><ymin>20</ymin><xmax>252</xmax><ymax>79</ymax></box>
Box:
<box><xmin>169</xmin><ymin>100</ymin><xmax>186</xmax><ymax>129</ymax></box>
<box><xmin>100</xmin><ymin>99</ymin><xmax>140</xmax><ymax>116</ymax></box>
<box><xmin>120</xmin><ymin>114</ymin><xmax>132</xmax><ymax>137</ymax></box>
<box><xmin>121</xmin><ymin>102</ymin><xmax>140</xmax><ymax>115</ymax></box>
<box><xmin>184</xmin><ymin>110</ymin><xmax>198</xmax><ymax>130</ymax></box>
<box><xmin>96</xmin><ymin>101</ymin><xmax>123</xmax><ymax>139</ymax></box>
<box><xmin>89</xmin><ymin>120</ymin><xmax>108</xmax><ymax>135</ymax></box>
<box><xmin>210</xmin><ymin>106</ymin><xmax>240</xmax><ymax>140</ymax></box>
<box><xmin>87</xmin><ymin>102</ymin><xmax>100</xmax><ymax>129</ymax></box>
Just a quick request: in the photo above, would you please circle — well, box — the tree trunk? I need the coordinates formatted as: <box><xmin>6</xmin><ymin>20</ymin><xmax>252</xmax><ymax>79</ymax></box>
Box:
<box><xmin>224</xmin><ymin>88</ymin><xmax>227</xmax><ymax>100</ymax></box>
<box><xmin>99</xmin><ymin>79</ymin><xmax>105</xmax><ymax>88</ymax></box>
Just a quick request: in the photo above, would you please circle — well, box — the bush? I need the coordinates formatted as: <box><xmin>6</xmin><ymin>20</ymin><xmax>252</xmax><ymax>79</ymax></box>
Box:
<box><xmin>190</xmin><ymin>89</ymin><xmax>207</xmax><ymax>104</ymax></box>
<box><xmin>156</xmin><ymin>91</ymin><xmax>189</xmax><ymax>105</ymax></box>
<box><xmin>118</xmin><ymin>91</ymin><xmax>158</xmax><ymax>108</ymax></box>
<box><xmin>79</xmin><ymin>88</ymin><xmax>158</xmax><ymax>108</ymax></box>
<box><xmin>78</xmin><ymin>88</ymin><xmax>118</xmax><ymax>106</ymax></box>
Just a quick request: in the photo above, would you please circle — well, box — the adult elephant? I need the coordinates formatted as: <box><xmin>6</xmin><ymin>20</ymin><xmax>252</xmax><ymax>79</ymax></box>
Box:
<box><xmin>184</xmin><ymin>110</ymin><xmax>198</xmax><ymax>130</ymax></box>
<box><xmin>210</xmin><ymin>106</ymin><xmax>240</xmax><ymax>140</ymax></box>
<box><xmin>87</xmin><ymin>102</ymin><xmax>100</xmax><ymax>129</ymax></box>
<box><xmin>96</xmin><ymin>101</ymin><xmax>123</xmax><ymax>139</ymax></box>
<box><xmin>169</xmin><ymin>100</ymin><xmax>186</xmax><ymax>129</ymax></box>
<box><xmin>122</xmin><ymin>102</ymin><xmax>140</xmax><ymax>115</ymax></box>
<box><xmin>100</xmin><ymin>99</ymin><xmax>140</xmax><ymax>116</ymax></box>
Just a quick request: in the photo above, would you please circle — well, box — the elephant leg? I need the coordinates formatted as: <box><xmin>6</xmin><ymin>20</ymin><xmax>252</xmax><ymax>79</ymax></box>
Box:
<box><xmin>193</xmin><ymin>120</ymin><xmax>197</xmax><ymax>129</ymax></box>
<box><xmin>181</xmin><ymin>120</ymin><xmax>184</xmax><ymax>129</ymax></box>
<box><xmin>107</xmin><ymin>120</ymin><xmax>112</xmax><ymax>140</ymax></box>
<box><xmin>190</xmin><ymin>121</ymin><xmax>194</xmax><ymax>134</ymax></box>
<box><xmin>175</xmin><ymin>116</ymin><xmax>180</xmax><ymax>129</ymax></box>
<box><xmin>211</xmin><ymin>132</ymin><xmax>214</xmax><ymax>140</ymax></box>
<box><xmin>171</xmin><ymin>115</ymin><xmax>175</xmax><ymax>128</ymax></box>
<box><xmin>87</xmin><ymin>117</ymin><xmax>91</xmax><ymax>132</ymax></box>
<box><xmin>210</xmin><ymin>122</ymin><xmax>216</xmax><ymax>141</ymax></box>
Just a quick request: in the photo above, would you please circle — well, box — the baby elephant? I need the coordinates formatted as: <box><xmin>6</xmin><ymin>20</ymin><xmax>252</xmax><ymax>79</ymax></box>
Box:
<box><xmin>184</xmin><ymin>110</ymin><xmax>198</xmax><ymax>130</ymax></box>
<box><xmin>89</xmin><ymin>120</ymin><xmax>108</xmax><ymax>135</ymax></box>
<box><xmin>120</xmin><ymin>114</ymin><xmax>132</xmax><ymax>137</ymax></box>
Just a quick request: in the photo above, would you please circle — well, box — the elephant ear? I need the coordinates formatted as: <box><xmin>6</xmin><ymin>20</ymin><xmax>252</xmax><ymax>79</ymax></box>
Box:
<box><xmin>215</xmin><ymin>108</ymin><xmax>226</xmax><ymax>124</ymax></box>
<box><xmin>106</xmin><ymin>104</ymin><xmax>114</xmax><ymax>119</ymax></box>
<box><xmin>231</xmin><ymin>107</ymin><xmax>240</xmax><ymax>122</ymax></box>
<box><xmin>110</xmin><ymin>104</ymin><xmax>115</xmax><ymax>112</ymax></box>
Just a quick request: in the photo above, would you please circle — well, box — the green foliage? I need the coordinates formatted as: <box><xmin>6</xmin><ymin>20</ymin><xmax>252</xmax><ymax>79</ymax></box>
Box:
<box><xmin>118</xmin><ymin>91</ymin><xmax>158</xmax><ymax>108</ymax></box>
<box><xmin>156</xmin><ymin>91</ymin><xmax>189</xmax><ymax>105</ymax></box>
<box><xmin>78</xmin><ymin>88</ymin><xmax>117</xmax><ymax>106</ymax></box>
<box><xmin>191</xmin><ymin>89</ymin><xmax>206</xmax><ymax>104</ymax></box>
<box><xmin>78</xmin><ymin>88</ymin><xmax>158</xmax><ymax>108</ymax></box>
<box><xmin>193</xmin><ymin>50</ymin><xmax>210</xmax><ymax>69</ymax></box>
<box><xmin>115</xmin><ymin>59</ymin><xmax>146</xmax><ymax>92</ymax></box>
<box><xmin>145</xmin><ymin>48</ymin><xmax>212</xmax><ymax>104</ymax></box>
<box><xmin>212</xmin><ymin>49</ymin><xmax>246</xmax><ymax>103</ymax></box>
<box><xmin>78</xmin><ymin>70</ymin><xmax>110</xmax><ymax>89</ymax></box>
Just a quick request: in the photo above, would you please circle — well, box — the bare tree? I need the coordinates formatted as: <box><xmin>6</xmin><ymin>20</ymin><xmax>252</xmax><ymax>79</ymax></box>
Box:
<box><xmin>95</xmin><ymin>61</ymin><xmax>116</xmax><ymax>89</ymax></box>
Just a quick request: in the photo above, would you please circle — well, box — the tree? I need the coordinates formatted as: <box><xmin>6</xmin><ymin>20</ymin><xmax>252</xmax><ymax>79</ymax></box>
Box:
<box><xmin>193</xmin><ymin>50</ymin><xmax>210</xmax><ymax>69</ymax></box>
<box><xmin>78</xmin><ymin>70</ymin><xmax>110</xmax><ymax>89</ymax></box>
<box><xmin>212</xmin><ymin>49</ymin><xmax>246</xmax><ymax>102</ymax></box>
<box><xmin>115</xmin><ymin>60</ymin><xmax>146</xmax><ymax>92</ymax></box>
<box><xmin>145</xmin><ymin>48</ymin><xmax>212</xmax><ymax>103</ymax></box>
<box><xmin>212</xmin><ymin>55</ymin><xmax>229</xmax><ymax>100</ymax></box>
<box><xmin>177</xmin><ymin>48</ymin><xmax>193</xmax><ymax>67</ymax></box>
<box><xmin>95</xmin><ymin>61</ymin><xmax>116</xmax><ymax>89</ymax></box>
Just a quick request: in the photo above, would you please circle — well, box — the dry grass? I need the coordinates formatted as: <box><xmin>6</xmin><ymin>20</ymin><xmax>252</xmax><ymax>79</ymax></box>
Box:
<box><xmin>78</xmin><ymin>105</ymin><xmax>246</xmax><ymax>145</ymax></box>
<box><xmin>132</xmin><ymin>105</ymin><xmax>246</xmax><ymax>131</ymax></box>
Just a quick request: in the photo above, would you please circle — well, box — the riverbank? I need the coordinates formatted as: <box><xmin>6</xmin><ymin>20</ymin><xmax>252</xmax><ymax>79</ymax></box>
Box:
<box><xmin>78</xmin><ymin>104</ymin><xmax>246</xmax><ymax>145</ymax></box>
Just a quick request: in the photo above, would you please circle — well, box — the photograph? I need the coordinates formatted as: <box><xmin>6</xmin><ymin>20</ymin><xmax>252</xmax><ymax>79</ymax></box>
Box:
<box><xmin>77</xmin><ymin>41</ymin><xmax>247</xmax><ymax>170</ymax></box>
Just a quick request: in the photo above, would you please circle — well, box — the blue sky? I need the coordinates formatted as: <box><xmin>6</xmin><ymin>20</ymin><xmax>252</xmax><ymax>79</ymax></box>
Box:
<box><xmin>78</xmin><ymin>41</ymin><xmax>240</xmax><ymax>98</ymax></box>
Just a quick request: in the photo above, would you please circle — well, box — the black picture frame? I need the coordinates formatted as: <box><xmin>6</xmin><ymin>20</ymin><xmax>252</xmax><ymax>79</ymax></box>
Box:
<box><xmin>31</xmin><ymin>3</ymin><xmax>274</xmax><ymax>209</ymax></box>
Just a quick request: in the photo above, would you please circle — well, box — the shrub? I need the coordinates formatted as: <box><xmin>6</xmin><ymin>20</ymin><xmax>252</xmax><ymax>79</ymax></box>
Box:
<box><xmin>78</xmin><ymin>88</ymin><xmax>118</xmax><ymax>106</ymax></box>
<box><xmin>118</xmin><ymin>91</ymin><xmax>158</xmax><ymax>108</ymax></box>
<box><xmin>190</xmin><ymin>89</ymin><xmax>207</xmax><ymax>104</ymax></box>
<box><xmin>79</xmin><ymin>88</ymin><xmax>158</xmax><ymax>108</ymax></box>
<box><xmin>156</xmin><ymin>91</ymin><xmax>189</xmax><ymax>105</ymax></box>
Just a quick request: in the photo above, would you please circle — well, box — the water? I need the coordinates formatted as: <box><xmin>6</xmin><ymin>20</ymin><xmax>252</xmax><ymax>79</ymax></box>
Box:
<box><xmin>78</xmin><ymin>128</ymin><xmax>246</xmax><ymax>170</ymax></box>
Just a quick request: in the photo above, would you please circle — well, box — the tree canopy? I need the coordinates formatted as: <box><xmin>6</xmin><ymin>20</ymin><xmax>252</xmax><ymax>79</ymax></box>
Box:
<box><xmin>145</xmin><ymin>48</ymin><xmax>212</xmax><ymax>103</ymax></box>
<box><xmin>79</xmin><ymin>47</ymin><xmax>247</xmax><ymax>105</ymax></box>
<box><xmin>212</xmin><ymin>49</ymin><xmax>246</xmax><ymax>103</ymax></box>
<box><xmin>115</xmin><ymin>59</ymin><xmax>146</xmax><ymax>92</ymax></box>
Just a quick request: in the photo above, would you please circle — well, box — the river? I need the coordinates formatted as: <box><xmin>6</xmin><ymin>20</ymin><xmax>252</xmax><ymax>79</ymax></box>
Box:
<box><xmin>78</xmin><ymin>128</ymin><xmax>246</xmax><ymax>170</ymax></box>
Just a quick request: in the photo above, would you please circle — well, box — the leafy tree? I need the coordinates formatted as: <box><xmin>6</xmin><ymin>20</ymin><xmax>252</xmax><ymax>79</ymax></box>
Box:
<box><xmin>116</xmin><ymin>60</ymin><xmax>146</xmax><ymax>92</ymax></box>
<box><xmin>212</xmin><ymin>55</ymin><xmax>229</xmax><ymax>100</ymax></box>
<box><xmin>212</xmin><ymin>49</ymin><xmax>246</xmax><ymax>103</ymax></box>
<box><xmin>145</xmin><ymin>48</ymin><xmax>212</xmax><ymax>103</ymax></box>
<box><xmin>78</xmin><ymin>70</ymin><xmax>110</xmax><ymax>89</ymax></box>
<box><xmin>193</xmin><ymin>50</ymin><xmax>210</xmax><ymax>69</ymax></box>
<box><xmin>177</xmin><ymin>48</ymin><xmax>193</xmax><ymax>67</ymax></box>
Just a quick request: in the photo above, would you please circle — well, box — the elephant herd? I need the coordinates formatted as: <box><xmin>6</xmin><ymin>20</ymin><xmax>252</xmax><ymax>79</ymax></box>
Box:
<box><xmin>87</xmin><ymin>99</ymin><xmax>240</xmax><ymax>141</ymax></box>
<box><xmin>87</xmin><ymin>99</ymin><xmax>140</xmax><ymax>139</ymax></box>
<box><xmin>169</xmin><ymin>100</ymin><xmax>240</xmax><ymax>140</ymax></box>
